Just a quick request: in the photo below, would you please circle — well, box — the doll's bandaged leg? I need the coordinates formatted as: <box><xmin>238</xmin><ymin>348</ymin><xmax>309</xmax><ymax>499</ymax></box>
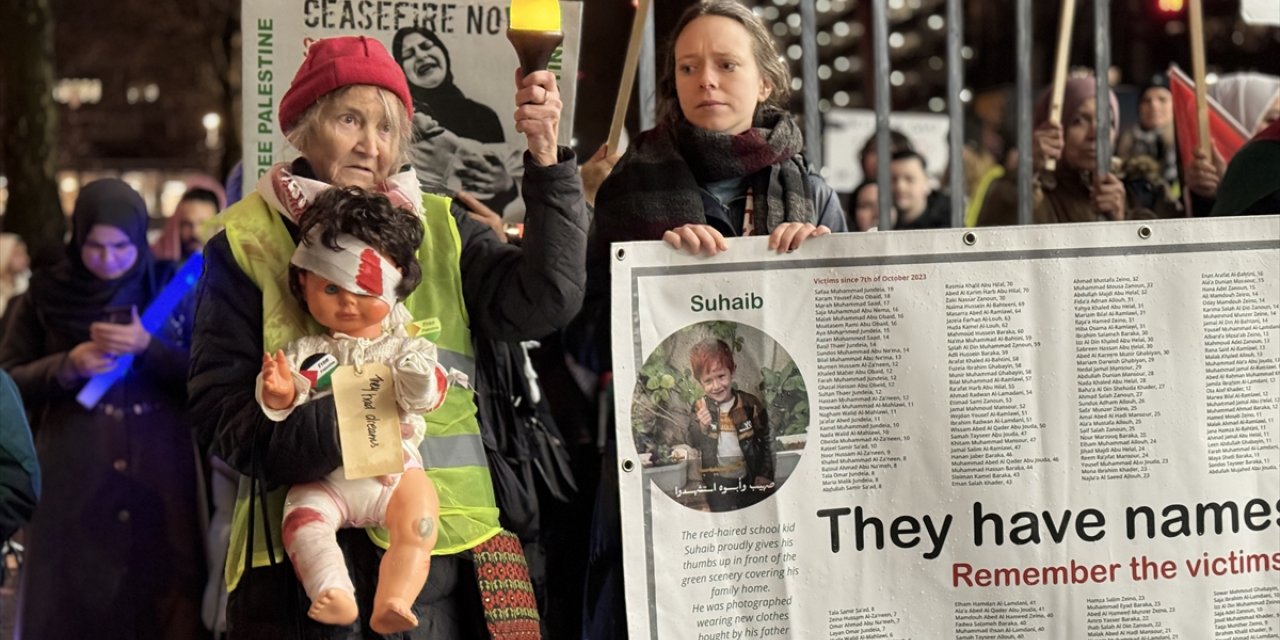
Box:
<box><xmin>282</xmin><ymin>471</ymin><xmax>403</xmax><ymax>601</ymax></box>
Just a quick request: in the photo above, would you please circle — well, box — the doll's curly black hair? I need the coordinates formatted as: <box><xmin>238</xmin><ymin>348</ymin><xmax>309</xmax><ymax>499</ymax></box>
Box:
<box><xmin>287</xmin><ymin>187</ymin><xmax>424</xmax><ymax>310</ymax></box>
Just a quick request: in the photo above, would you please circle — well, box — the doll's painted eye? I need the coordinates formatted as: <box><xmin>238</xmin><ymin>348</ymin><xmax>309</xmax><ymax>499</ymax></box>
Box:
<box><xmin>324</xmin><ymin>284</ymin><xmax>340</xmax><ymax>295</ymax></box>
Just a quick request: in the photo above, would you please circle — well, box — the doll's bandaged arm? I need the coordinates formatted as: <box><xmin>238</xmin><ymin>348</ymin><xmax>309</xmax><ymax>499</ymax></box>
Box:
<box><xmin>390</xmin><ymin>338</ymin><xmax>450</xmax><ymax>416</ymax></box>
<box><xmin>290</xmin><ymin>230</ymin><xmax>402</xmax><ymax>307</ymax></box>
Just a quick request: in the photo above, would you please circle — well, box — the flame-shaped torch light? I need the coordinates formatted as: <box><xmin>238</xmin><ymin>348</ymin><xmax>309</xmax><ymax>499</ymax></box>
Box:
<box><xmin>507</xmin><ymin>0</ymin><xmax>563</xmax><ymax>74</ymax></box>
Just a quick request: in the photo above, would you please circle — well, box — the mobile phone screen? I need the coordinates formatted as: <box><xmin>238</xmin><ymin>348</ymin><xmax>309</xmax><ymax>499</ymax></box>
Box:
<box><xmin>101</xmin><ymin>305</ymin><xmax>133</xmax><ymax>325</ymax></box>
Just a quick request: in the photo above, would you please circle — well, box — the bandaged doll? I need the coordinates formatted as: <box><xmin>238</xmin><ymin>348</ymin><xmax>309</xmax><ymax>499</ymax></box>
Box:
<box><xmin>257</xmin><ymin>187</ymin><xmax>448</xmax><ymax>634</ymax></box>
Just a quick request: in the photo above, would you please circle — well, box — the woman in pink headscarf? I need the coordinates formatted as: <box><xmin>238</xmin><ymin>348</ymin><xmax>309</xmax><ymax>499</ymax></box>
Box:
<box><xmin>978</xmin><ymin>76</ymin><xmax>1156</xmax><ymax>226</ymax></box>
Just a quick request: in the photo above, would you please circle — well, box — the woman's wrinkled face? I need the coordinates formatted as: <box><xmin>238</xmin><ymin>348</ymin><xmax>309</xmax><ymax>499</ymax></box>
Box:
<box><xmin>1063</xmin><ymin>98</ymin><xmax>1118</xmax><ymax>171</ymax></box>
<box><xmin>400</xmin><ymin>33</ymin><xmax>447</xmax><ymax>90</ymax></box>
<box><xmin>81</xmin><ymin>224</ymin><xmax>138</xmax><ymax>281</ymax></box>
<box><xmin>305</xmin><ymin>86</ymin><xmax>400</xmax><ymax>188</ymax></box>
<box><xmin>674</xmin><ymin>16</ymin><xmax>770</xmax><ymax>135</ymax></box>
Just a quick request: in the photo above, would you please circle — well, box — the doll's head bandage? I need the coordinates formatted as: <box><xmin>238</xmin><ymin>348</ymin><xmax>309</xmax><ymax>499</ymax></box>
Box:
<box><xmin>291</xmin><ymin>231</ymin><xmax>402</xmax><ymax>306</ymax></box>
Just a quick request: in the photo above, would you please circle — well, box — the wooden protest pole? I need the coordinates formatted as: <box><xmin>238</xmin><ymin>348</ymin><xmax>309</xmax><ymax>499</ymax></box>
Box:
<box><xmin>1188</xmin><ymin>0</ymin><xmax>1211</xmax><ymax>157</ymax></box>
<box><xmin>1044</xmin><ymin>0</ymin><xmax>1078</xmax><ymax>173</ymax></box>
<box><xmin>608</xmin><ymin>0</ymin><xmax>652</xmax><ymax>153</ymax></box>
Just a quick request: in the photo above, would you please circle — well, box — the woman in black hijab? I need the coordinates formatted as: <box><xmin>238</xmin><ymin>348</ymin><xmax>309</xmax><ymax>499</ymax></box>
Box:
<box><xmin>0</xmin><ymin>179</ymin><xmax>207</xmax><ymax>639</ymax></box>
<box><xmin>393</xmin><ymin>26</ymin><xmax>518</xmax><ymax>210</ymax></box>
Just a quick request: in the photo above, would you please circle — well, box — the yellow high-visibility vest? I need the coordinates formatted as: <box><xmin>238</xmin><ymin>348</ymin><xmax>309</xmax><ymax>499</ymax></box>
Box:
<box><xmin>220</xmin><ymin>191</ymin><xmax>501</xmax><ymax>591</ymax></box>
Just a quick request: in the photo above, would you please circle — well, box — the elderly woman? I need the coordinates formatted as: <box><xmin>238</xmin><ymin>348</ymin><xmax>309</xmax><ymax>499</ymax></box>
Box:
<box><xmin>977</xmin><ymin>76</ymin><xmax>1164</xmax><ymax>225</ymax></box>
<box><xmin>187</xmin><ymin>35</ymin><xmax>586</xmax><ymax>637</ymax></box>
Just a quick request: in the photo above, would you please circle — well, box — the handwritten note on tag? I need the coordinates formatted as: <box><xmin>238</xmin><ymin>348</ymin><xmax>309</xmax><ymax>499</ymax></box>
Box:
<box><xmin>332</xmin><ymin>362</ymin><xmax>403</xmax><ymax>480</ymax></box>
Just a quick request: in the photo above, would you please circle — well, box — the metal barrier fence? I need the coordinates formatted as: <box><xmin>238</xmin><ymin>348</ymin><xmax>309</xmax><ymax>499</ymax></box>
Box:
<box><xmin>623</xmin><ymin>0</ymin><xmax>1134</xmax><ymax>228</ymax></box>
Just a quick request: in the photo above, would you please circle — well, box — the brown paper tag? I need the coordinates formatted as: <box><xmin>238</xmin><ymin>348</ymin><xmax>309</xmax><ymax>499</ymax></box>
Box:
<box><xmin>332</xmin><ymin>362</ymin><xmax>403</xmax><ymax>480</ymax></box>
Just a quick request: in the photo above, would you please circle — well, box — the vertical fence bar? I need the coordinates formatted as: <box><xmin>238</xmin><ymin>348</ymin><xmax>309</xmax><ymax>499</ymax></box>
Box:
<box><xmin>946</xmin><ymin>0</ymin><xmax>965</xmax><ymax>228</ymax></box>
<box><xmin>871</xmin><ymin>0</ymin><xmax>893</xmax><ymax>231</ymax></box>
<box><xmin>799</xmin><ymin>0</ymin><xmax>822</xmax><ymax>168</ymax></box>
<box><xmin>1094</xmin><ymin>0</ymin><xmax>1111</xmax><ymax>180</ymax></box>
<box><xmin>638</xmin><ymin>0</ymin><xmax>657</xmax><ymax>131</ymax></box>
<box><xmin>1016</xmin><ymin>0</ymin><xmax>1033</xmax><ymax>225</ymax></box>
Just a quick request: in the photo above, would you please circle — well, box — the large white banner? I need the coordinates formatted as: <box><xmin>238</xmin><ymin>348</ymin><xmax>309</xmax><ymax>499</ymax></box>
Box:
<box><xmin>241</xmin><ymin>0</ymin><xmax>581</xmax><ymax>217</ymax></box>
<box><xmin>611</xmin><ymin>217</ymin><xmax>1280</xmax><ymax>639</ymax></box>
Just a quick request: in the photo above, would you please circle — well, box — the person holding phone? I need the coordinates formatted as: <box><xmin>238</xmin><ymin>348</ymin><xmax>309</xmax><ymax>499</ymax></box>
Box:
<box><xmin>0</xmin><ymin>179</ymin><xmax>206</xmax><ymax>639</ymax></box>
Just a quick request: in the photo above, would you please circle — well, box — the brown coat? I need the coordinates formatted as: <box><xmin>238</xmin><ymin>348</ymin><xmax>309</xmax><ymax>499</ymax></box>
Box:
<box><xmin>976</xmin><ymin>167</ymin><xmax>1159</xmax><ymax>226</ymax></box>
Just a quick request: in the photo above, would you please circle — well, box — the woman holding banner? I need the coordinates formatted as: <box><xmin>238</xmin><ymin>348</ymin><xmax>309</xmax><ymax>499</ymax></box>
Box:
<box><xmin>572</xmin><ymin>2</ymin><xmax>842</xmax><ymax>635</ymax></box>
<box><xmin>573</xmin><ymin>0</ymin><xmax>846</xmax><ymax>412</ymax></box>
<box><xmin>187</xmin><ymin>35</ymin><xmax>585</xmax><ymax>637</ymax></box>
<box><xmin>591</xmin><ymin>1</ymin><xmax>844</xmax><ymax>255</ymax></box>
<box><xmin>0</xmin><ymin>179</ymin><xmax>206</xmax><ymax>639</ymax></box>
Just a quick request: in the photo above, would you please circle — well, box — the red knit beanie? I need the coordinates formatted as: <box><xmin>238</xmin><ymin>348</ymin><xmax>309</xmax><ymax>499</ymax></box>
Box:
<box><xmin>278</xmin><ymin>36</ymin><xmax>413</xmax><ymax>134</ymax></box>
